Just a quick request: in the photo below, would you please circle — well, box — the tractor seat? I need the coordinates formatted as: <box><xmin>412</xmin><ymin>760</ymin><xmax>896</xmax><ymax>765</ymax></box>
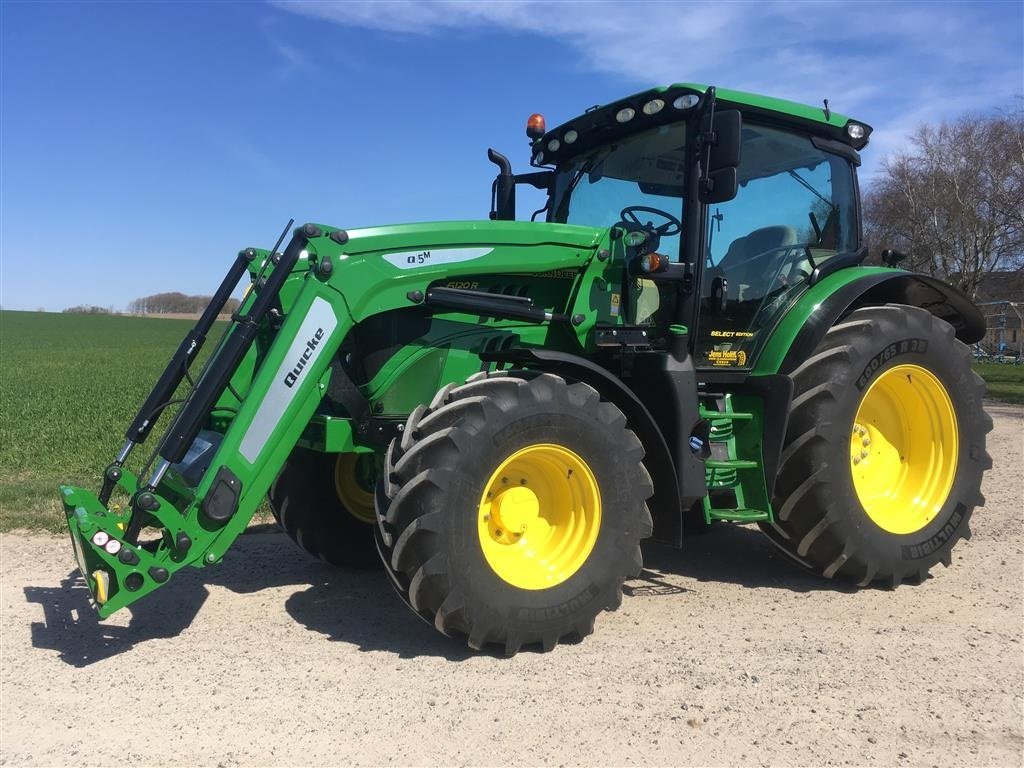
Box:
<box><xmin>718</xmin><ymin>225</ymin><xmax>798</xmax><ymax>300</ymax></box>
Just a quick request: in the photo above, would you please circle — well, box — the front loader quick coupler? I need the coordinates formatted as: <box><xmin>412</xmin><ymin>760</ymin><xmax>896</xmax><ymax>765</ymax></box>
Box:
<box><xmin>60</xmin><ymin>483</ymin><xmax>183</xmax><ymax>616</ymax></box>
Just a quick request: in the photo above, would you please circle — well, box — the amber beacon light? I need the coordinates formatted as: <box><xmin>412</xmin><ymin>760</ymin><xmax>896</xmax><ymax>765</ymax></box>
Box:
<box><xmin>526</xmin><ymin>113</ymin><xmax>546</xmax><ymax>140</ymax></box>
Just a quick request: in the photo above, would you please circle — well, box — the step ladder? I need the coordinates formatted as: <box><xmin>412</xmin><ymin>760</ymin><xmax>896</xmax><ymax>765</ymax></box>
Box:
<box><xmin>699</xmin><ymin>394</ymin><xmax>774</xmax><ymax>524</ymax></box>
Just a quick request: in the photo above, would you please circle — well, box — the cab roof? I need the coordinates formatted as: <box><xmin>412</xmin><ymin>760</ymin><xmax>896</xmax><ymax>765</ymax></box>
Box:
<box><xmin>537</xmin><ymin>83</ymin><xmax>872</xmax><ymax>167</ymax></box>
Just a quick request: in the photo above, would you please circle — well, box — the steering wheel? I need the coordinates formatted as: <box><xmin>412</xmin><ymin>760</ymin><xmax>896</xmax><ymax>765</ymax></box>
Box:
<box><xmin>620</xmin><ymin>206</ymin><xmax>682</xmax><ymax>237</ymax></box>
<box><xmin>729</xmin><ymin>245</ymin><xmax>816</xmax><ymax>293</ymax></box>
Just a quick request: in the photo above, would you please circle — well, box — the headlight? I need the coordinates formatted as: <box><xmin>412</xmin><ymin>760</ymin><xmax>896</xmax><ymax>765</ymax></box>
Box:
<box><xmin>642</xmin><ymin>99</ymin><xmax>665</xmax><ymax>115</ymax></box>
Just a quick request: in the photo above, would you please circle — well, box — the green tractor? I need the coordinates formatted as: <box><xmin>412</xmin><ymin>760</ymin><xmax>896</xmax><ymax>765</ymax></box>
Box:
<box><xmin>60</xmin><ymin>84</ymin><xmax>992</xmax><ymax>654</ymax></box>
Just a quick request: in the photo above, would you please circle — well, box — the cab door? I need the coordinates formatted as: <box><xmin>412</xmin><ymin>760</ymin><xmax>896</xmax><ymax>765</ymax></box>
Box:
<box><xmin>693</xmin><ymin>124</ymin><xmax>860</xmax><ymax>370</ymax></box>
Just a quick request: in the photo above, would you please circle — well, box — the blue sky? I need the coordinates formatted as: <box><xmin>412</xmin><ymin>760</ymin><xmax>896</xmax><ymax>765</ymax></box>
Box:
<box><xmin>1</xmin><ymin>0</ymin><xmax>1021</xmax><ymax>311</ymax></box>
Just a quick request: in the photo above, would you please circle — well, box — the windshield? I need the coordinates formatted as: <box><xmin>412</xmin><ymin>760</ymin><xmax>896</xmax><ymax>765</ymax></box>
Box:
<box><xmin>550</xmin><ymin>121</ymin><xmax>687</xmax><ymax>259</ymax></box>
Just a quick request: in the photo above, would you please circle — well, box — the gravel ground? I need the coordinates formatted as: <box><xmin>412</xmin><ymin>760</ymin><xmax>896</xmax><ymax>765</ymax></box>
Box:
<box><xmin>1</xmin><ymin>404</ymin><xmax>1021</xmax><ymax>767</ymax></box>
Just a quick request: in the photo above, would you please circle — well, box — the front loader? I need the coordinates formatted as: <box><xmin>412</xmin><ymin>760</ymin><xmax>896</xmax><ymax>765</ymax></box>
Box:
<box><xmin>60</xmin><ymin>84</ymin><xmax>992</xmax><ymax>654</ymax></box>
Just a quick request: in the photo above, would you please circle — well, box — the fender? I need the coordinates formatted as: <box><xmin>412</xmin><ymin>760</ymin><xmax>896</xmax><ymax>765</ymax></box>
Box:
<box><xmin>755</xmin><ymin>268</ymin><xmax>986</xmax><ymax>376</ymax></box>
<box><xmin>480</xmin><ymin>347</ymin><xmax>684</xmax><ymax>547</ymax></box>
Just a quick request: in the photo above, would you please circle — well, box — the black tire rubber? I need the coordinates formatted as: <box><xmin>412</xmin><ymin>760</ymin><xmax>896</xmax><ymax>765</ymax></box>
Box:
<box><xmin>763</xmin><ymin>304</ymin><xmax>992</xmax><ymax>587</ymax></box>
<box><xmin>268</xmin><ymin>447</ymin><xmax>380</xmax><ymax>569</ymax></box>
<box><xmin>374</xmin><ymin>370</ymin><xmax>654</xmax><ymax>655</ymax></box>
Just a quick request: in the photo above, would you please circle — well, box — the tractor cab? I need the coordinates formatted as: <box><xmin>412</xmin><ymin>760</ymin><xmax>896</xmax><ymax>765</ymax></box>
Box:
<box><xmin>493</xmin><ymin>84</ymin><xmax>870</xmax><ymax>371</ymax></box>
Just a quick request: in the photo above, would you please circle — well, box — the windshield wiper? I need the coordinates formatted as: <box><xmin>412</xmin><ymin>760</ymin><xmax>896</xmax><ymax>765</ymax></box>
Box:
<box><xmin>787</xmin><ymin>169</ymin><xmax>835</xmax><ymax>212</ymax></box>
<box><xmin>553</xmin><ymin>147</ymin><xmax>614</xmax><ymax>219</ymax></box>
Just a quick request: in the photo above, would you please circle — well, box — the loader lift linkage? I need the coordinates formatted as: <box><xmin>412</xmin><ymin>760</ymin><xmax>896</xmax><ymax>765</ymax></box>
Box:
<box><xmin>63</xmin><ymin>222</ymin><xmax>327</xmax><ymax>614</ymax></box>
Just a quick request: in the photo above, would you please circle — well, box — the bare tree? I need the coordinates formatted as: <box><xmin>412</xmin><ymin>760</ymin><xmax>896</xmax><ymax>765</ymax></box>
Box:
<box><xmin>864</xmin><ymin>106</ymin><xmax>1024</xmax><ymax>299</ymax></box>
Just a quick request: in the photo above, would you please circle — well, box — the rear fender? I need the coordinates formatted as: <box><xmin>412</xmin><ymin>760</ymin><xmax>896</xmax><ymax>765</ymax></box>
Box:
<box><xmin>756</xmin><ymin>269</ymin><xmax>986</xmax><ymax>376</ymax></box>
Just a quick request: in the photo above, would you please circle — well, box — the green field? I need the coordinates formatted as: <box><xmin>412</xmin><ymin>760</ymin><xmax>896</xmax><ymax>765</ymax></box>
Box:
<box><xmin>973</xmin><ymin>361</ymin><xmax>1024</xmax><ymax>404</ymax></box>
<box><xmin>0</xmin><ymin>310</ymin><xmax>229</xmax><ymax>532</ymax></box>
<box><xmin>1</xmin><ymin>310</ymin><xmax>1022</xmax><ymax>532</ymax></box>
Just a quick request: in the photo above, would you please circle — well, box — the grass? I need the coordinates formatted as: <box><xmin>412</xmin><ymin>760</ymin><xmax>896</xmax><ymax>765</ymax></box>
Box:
<box><xmin>973</xmin><ymin>361</ymin><xmax>1024</xmax><ymax>404</ymax></box>
<box><xmin>0</xmin><ymin>311</ymin><xmax>233</xmax><ymax>532</ymax></box>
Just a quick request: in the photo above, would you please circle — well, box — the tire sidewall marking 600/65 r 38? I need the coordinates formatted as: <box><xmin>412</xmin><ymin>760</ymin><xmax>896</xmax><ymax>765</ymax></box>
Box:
<box><xmin>767</xmin><ymin>304</ymin><xmax>992</xmax><ymax>585</ymax></box>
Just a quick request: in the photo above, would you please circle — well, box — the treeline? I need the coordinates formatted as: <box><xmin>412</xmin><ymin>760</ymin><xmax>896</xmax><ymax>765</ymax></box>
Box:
<box><xmin>127</xmin><ymin>292</ymin><xmax>240</xmax><ymax>315</ymax></box>
<box><xmin>63</xmin><ymin>305</ymin><xmax>115</xmax><ymax>314</ymax></box>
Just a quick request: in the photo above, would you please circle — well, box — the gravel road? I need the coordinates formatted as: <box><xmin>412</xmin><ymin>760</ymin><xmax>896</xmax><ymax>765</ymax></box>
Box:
<box><xmin>2</xmin><ymin>404</ymin><xmax>1021</xmax><ymax>767</ymax></box>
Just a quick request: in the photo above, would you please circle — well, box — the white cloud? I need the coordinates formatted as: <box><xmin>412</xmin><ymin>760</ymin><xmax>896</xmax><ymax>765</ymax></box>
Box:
<box><xmin>272</xmin><ymin>0</ymin><xmax>1023</xmax><ymax>173</ymax></box>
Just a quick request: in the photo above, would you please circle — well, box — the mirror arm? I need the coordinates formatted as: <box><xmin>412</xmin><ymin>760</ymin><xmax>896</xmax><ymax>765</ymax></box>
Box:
<box><xmin>697</xmin><ymin>86</ymin><xmax>718</xmax><ymax>198</ymax></box>
<box><xmin>513</xmin><ymin>170</ymin><xmax>553</xmax><ymax>190</ymax></box>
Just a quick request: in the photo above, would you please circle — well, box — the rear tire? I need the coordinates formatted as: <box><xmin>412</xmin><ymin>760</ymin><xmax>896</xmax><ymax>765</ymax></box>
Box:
<box><xmin>764</xmin><ymin>304</ymin><xmax>992</xmax><ymax>586</ymax></box>
<box><xmin>375</xmin><ymin>370</ymin><xmax>653</xmax><ymax>655</ymax></box>
<box><xmin>269</xmin><ymin>447</ymin><xmax>380</xmax><ymax>569</ymax></box>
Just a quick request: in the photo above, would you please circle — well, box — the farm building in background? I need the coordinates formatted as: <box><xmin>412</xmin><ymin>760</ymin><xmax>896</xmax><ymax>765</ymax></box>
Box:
<box><xmin>975</xmin><ymin>271</ymin><xmax>1024</xmax><ymax>359</ymax></box>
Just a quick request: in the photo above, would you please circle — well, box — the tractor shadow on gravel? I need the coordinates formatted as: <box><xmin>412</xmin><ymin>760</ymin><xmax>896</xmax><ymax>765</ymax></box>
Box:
<box><xmin>639</xmin><ymin>522</ymin><xmax>859</xmax><ymax>593</ymax></box>
<box><xmin>26</xmin><ymin>532</ymin><xmax>473</xmax><ymax>666</ymax></box>
<box><xmin>282</xmin><ymin>579</ymin><xmax>475</xmax><ymax>662</ymax></box>
<box><xmin>28</xmin><ymin>525</ymin><xmax>857</xmax><ymax>668</ymax></box>
<box><xmin>26</xmin><ymin>571</ymin><xmax>214</xmax><ymax>668</ymax></box>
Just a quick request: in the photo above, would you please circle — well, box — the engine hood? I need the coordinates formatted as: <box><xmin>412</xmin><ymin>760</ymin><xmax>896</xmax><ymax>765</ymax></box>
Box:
<box><xmin>304</xmin><ymin>219</ymin><xmax>607</xmax><ymax>323</ymax></box>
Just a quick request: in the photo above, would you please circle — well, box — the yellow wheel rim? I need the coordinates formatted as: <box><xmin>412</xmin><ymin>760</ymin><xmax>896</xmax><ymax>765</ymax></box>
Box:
<box><xmin>478</xmin><ymin>444</ymin><xmax>602</xmax><ymax>590</ymax></box>
<box><xmin>334</xmin><ymin>453</ymin><xmax>377</xmax><ymax>524</ymax></box>
<box><xmin>851</xmin><ymin>364</ymin><xmax>958</xmax><ymax>534</ymax></box>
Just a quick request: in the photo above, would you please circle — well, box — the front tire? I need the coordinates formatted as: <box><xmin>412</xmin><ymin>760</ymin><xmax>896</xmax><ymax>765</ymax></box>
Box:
<box><xmin>765</xmin><ymin>304</ymin><xmax>992</xmax><ymax>586</ymax></box>
<box><xmin>268</xmin><ymin>448</ymin><xmax>380</xmax><ymax>568</ymax></box>
<box><xmin>375</xmin><ymin>370</ymin><xmax>653</xmax><ymax>655</ymax></box>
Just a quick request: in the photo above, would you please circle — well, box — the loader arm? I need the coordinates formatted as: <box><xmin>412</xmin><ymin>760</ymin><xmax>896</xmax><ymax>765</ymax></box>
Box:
<box><xmin>61</xmin><ymin>225</ymin><xmax>355</xmax><ymax>616</ymax></box>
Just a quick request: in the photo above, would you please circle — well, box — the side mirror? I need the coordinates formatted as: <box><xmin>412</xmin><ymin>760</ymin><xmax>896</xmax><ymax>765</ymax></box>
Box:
<box><xmin>707</xmin><ymin>109</ymin><xmax>742</xmax><ymax>171</ymax></box>
<box><xmin>701</xmin><ymin>167</ymin><xmax>737</xmax><ymax>204</ymax></box>
<box><xmin>698</xmin><ymin>109</ymin><xmax>742</xmax><ymax>204</ymax></box>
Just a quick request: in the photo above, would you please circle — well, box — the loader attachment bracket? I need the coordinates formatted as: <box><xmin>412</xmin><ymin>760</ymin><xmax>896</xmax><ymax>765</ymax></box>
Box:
<box><xmin>60</xmin><ymin>479</ymin><xmax>200</xmax><ymax>618</ymax></box>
